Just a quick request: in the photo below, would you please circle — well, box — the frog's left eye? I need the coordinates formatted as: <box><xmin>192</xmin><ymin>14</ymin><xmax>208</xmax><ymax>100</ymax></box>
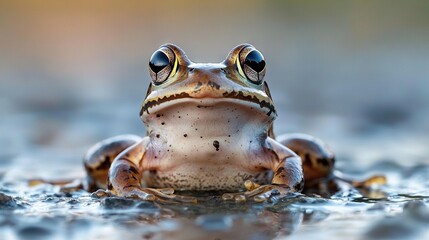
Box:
<box><xmin>149</xmin><ymin>47</ymin><xmax>178</xmax><ymax>85</ymax></box>
<box><xmin>236</xmin><ymin>47</ymin><xmax>266</xmax><ymax>84</ymax></box>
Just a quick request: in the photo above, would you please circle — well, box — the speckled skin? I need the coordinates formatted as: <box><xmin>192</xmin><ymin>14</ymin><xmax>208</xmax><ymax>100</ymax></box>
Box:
<box><xmin>83</xmin><ymin>44</ymin><xmax>335</xmax><ymax>202</ymax></box>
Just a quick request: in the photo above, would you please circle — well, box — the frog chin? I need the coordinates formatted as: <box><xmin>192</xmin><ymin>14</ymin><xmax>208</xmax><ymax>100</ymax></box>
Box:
<box><xmin>142</xmin><ymin>97</ymin><xmax>274</xmax><ymax>151</ymax></box>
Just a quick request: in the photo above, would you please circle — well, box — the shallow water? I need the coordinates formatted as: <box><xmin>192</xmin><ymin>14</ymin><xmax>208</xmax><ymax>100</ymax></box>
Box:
<box><xmin>1</xmin><ymin>119</ymin><xmax>429</xmax><ymax>240</ymax></box>
<box><xmin>1</xmin><ymin>167</ymin><xmax>429</xmax><ymax>240</ymax></box>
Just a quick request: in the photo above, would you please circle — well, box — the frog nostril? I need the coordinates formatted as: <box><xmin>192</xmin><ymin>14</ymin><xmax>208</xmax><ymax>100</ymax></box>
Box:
<box><xmin>189</xmin><ymin>68</ymin><xmax>195</xmax><ymax>72</ymax></box>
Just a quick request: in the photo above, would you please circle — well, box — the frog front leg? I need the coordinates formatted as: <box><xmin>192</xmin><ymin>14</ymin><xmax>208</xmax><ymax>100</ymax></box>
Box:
<box><xmin>276</xmin><ymin>133</ymin><xmax>337</xmax><ymax>196</ymax></box>
<box><xmin>107</xmin><ymin>137</ymin><xmax>197</xmax><ymax>203</ymax></box>
<box><xmin>84</xmin><ymin>135</ymin><xmax>142</xmax><ymax>192</ymax></box>
<box><xmin>223</xmin><ymin>137</ymin><xmax>304</xmax><ymax>202</ymax></box>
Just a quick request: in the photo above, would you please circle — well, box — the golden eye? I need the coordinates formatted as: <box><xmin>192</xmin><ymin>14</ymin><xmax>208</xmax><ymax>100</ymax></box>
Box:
<box><xmin>236</xmin><ymin>47</ymin><xmax>266</xmax><ymax>84</ymax></box>
<box><xmin>149</xmin><ymin>47</ymin><xmax>178</xmax><ymax>84</ymax></box>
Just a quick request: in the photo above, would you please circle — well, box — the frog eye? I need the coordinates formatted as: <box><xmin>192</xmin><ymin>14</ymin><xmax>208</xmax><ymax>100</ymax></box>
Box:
<box><xmin>149</xmin><ymin>47</ymin><xmax>178</xmax><ymax>85</ymax></box>
<box><xmin>236</xmin><ymin>47</ymin><xmax>266</xmax><ymax>84</ymax></box>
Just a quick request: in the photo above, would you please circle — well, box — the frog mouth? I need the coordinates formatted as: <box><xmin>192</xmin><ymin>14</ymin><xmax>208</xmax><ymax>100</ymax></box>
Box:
<box><xmin>140</xmin><ymin>90</ymin><xmax>276</xmax><ymax>117</ymax></box>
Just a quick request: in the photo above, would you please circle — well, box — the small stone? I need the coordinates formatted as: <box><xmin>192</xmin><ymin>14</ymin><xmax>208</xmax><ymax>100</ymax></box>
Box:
<box><xmin>234</xmin><ymin>195</ymin><xmax>246</xmax><ymax>202</ymax></box>
<box><xmin>222</xmin><ymin>193</ymin><xmax>234</xmax><ymax>201</ymax></box>
<box><xmin>91</xmin><ymin>189</ymin><xmax>112</xmax><ymax>199</ymax></box>
<box><xmin>100</xmin><ymin>197</ymin><xmax>138</xmax><ymax>209</ymax></box>
<box><xmin>0</xmin><ymin>192</ymin><xmax>19</xmax><ymax>210</ymax></box>
<box><xmin>135</xmin><ymin>201</ymin><xmax>160</xmax><ymax>214</ymax></box>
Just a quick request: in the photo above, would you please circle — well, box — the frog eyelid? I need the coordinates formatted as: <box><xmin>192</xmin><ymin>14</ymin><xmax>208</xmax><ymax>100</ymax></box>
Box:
<box><xmin>235</xmin><ymin>57</ymin><xmax>246</xmax><ymax>79</ymax></box>
<box><xmin>168</xmin><ymin>54</ymin><xmax>178</xmax><ymax>79</ymax></box>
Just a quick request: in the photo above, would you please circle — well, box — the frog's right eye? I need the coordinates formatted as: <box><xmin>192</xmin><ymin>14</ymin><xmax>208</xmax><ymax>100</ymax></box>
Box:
<box><xmin>235</xmin><ymin>46</ymin><xmax>266</xmax><ymax>85</ymax></box>
<box><xmin>149</xmin><ymin>47</ymin><xmax>178</xmax><ymax>85</ymax></box>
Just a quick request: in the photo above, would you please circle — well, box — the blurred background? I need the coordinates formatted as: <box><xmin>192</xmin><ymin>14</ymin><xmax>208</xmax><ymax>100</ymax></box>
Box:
<box><xmin>1</xmin><ymin>0</ymin><xmax>429</xmax><ymax>180</ymax></box>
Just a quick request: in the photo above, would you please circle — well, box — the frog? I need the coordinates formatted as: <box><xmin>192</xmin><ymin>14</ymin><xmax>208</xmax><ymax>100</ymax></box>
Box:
<box><xmin>82</xmin><ymin>43</ymin><xmax>381</xmax><ymax>203</ymax></box>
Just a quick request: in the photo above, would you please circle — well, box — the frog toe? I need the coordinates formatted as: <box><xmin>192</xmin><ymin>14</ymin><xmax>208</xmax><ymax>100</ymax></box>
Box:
<box><xmin>143</xmin><ymin>188</ymin><xmax>197</xmax><ymax>203</ymax></box>
<box><xmin>222</xmin><ymin>183</ymin><xmax>292</xmax><ymax>203</ymax></box>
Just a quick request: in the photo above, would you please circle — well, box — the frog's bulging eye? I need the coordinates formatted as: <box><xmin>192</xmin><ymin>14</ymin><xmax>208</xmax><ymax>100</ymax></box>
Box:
<box><xmin>236</xmin><ymin>47</ymin><xmax>266</xmax><ymax>85</ymax></box>
<box><xmin>149</xmin><ymin>47</ymin><xmax>178</xmax><ymax>85</ymax></box>
<box><xmin>149</xmin><ymin>51</ymin><xmax>169</xmax><ymax>73</ymax></box>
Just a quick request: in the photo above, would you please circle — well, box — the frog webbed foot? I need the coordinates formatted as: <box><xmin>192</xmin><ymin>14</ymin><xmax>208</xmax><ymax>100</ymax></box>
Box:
<box><xmin>115</xmin><ymin>187</ymin><xmax>197</xmax><ymax>203</ymax></box>
<box><xmin>303</xmin><ymin>172</ymin><xmax>387</xmax><ymax>198</ymax></box>
<box><xmin>333</xmin><ymin>172</ymin><xmax>387</xmax><ymax>198</ymax></box>
<box><xmin>222</xmin><ymin>180</ymin><xmax>293</xmax><ymax>203</ymax></box>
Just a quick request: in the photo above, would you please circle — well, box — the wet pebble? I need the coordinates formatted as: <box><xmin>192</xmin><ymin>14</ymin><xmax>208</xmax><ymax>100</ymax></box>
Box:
<box><xmin>100</xmin><ymin>197</ymin><xmax>138</xmax><ymax>209</ymax></box>
<box><xmin>0</xmin><ymin>192</ymin><xmax>20</xmax><ymax>210</ymax></box>
<box><xmin>91</xmin><ymin>189</ymin><xmax>113</xmax><ymax>198</ymax></box>
<box><xmin>135</xmin><ymin>201</ymin><xmax>160</xmax><ymax>214</ymax></box>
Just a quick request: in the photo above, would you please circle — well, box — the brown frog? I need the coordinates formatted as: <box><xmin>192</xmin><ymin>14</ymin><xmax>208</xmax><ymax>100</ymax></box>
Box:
<box><xmin>82</xmin><ymin>44</ymin><xmax>377</xmax><ymax>203</ymax></box>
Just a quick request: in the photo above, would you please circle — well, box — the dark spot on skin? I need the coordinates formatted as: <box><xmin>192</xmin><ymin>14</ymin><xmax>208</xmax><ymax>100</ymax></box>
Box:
<box><xmin>184</xmin><ymin>134</ymin><xmax>188</xmax><ymax>137</ymax></box>
<box><xmin>200</xmin><ymin>136</ymin><xmax>203</xmax><ymax>138</ymax></box>
<box><xmin>178</xmin><ymin>116</ymin><xmax>181</xmax><ymax>118</ymax></box>
<box><xmin>275</xmin><ymin>167</ymin><xmax>285</xmax><ymax>176</ymax></box>
<box><xmin>161</xmin><ymin>122</ymin><xmax>165</xmax><ymax>125</ymax></box>
<box><xmin>304</xmin><ymin>153</ymin><xmax>312</xmax><ymax>164</ymax></box>
<box><xmin>95</xmin><ymin>156</ymin><xmax>111</xmax><ymax>171</ymax></box>
<box><xmin>228</xmin><ymin>135</ymin><xmax>231</xmax><ymax>137</ymax></box>
<box><xmin>294</xmin><ymin>178</ymin><xmax>305</xmax><ymax>192</ymax></box>
<box><xmin>207</xmin><ymin>81</ymin><xmax>221</xmax><ymax>90</ymax></box>
<box><xmin>156</xmin><ymin>114</ymin><xmax>161</xmax><ymax>118</ymax></box>
<box><xmin>213</xmin><ymin>140</ymin><xmax>220</xmax><ymax>151</ymax></box>
<box><xmin>128</xmin><ymin>166</ymin><xmax>139</xmax><ymax>176</ymax></box>
<box><xmin>317</xmin><ymin>158</ymin><xmax>330</xmax><ymax>167</ymax></box>
<box><xmin>193</xmin><ymin>82</ymin><xmax>203</xmax><ymax>92</ymax></box>
<box><xmin>156</xmin><ymin>134</ymin><xmax>160</xmax><ymax>138</ymax></box>
<box><xmin>123</xmin><ymin>184</ymin><xmax>136</xmax><ymax>190</ymax></box>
